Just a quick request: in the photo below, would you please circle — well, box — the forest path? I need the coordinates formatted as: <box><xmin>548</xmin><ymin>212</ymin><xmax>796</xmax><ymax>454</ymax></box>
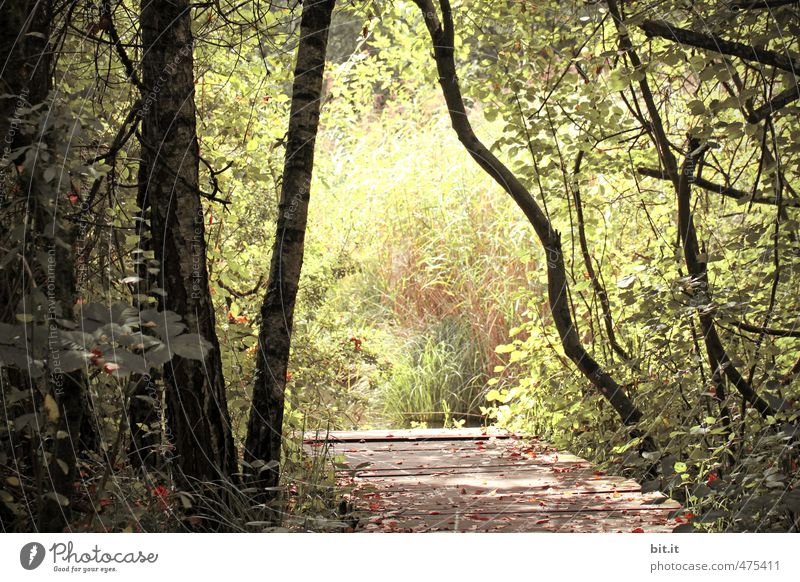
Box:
<box><xmin>304</xmin><ymin>428</ymin><xmax>683</xmax><ymax>532</ymax></box>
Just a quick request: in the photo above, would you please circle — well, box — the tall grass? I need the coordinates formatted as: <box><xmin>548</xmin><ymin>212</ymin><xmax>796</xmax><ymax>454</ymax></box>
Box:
<box><xmin>308</xmin><ymin>92</ymin><xmax>541</xmax><ymax>428</ymax></box>
<box><xmin>382</xmin><ymin>317</ymin><xmax>489</xmax><ymax>426</ymax></box>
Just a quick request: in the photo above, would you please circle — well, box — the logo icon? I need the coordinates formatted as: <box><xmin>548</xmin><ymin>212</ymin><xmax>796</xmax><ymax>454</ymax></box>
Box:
<box><xmin>20</xmin><ymin>542</ymin><xmax>46</xmax><ymax>570</ymax></box>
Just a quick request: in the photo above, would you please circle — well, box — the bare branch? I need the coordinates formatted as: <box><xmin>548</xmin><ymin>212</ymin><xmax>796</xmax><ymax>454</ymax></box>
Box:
<box><xmin>641</xmin><ymin>19</ymin><xmax>800</xmax><ymax>74</ymax></box>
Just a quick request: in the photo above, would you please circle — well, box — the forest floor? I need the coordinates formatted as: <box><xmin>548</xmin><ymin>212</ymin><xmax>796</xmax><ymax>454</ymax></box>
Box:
<box><xmin>304</xmin><ymin>428</ymin><xmax>686</xmax><ymax>532</ymax></box>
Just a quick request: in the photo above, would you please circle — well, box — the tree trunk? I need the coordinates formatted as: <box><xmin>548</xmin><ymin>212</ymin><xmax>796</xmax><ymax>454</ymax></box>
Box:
<box><xmin>411</xmin><ymin>0</ymin><xmax>643</xmax><ymax>426</ymax></box>
<box><xmin>1</xmin><ymin>0</ymin><xmax>89</xmax><ymax>532</ymax></box>
<box><xmin>604</xmin><ymin>0</ymin><xmax>775</xmax><ymax>418</ymax></box>
<box><xmin>139</xmin><ymin>0</ymin><xmax>236</xmax><ymax>483</ymax></box>
<box><xmin>244</xmin><ymin>0</ymin><xmax>336</xmax><ymax>496</ymax></box>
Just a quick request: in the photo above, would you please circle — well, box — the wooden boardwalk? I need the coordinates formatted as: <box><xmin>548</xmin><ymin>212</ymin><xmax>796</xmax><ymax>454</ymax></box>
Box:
<box><xmin>304</xmin><ymin>428</ymin><xmax>683</xmax><ymax>532</ymax></box>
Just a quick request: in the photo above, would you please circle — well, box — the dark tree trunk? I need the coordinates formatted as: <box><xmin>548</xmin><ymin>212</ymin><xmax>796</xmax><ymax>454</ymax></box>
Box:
<box><xmin>411</xmin><ymin>0</ymin><xmax>643</xmax><ymax>426</ymax></box>
<box><xmin>1</xmin><ymin>0</ymin><xmax>89</xmax><ymax>532</ymax></box>
<box><xmin>244</xmin><ymin>0</ymin><xmax>336</xmax><ymax>495</ymax></box>
<box><xmin>139</xmin><ymin>0</ymin><xmax>236</xmax><ymax>483</ymax></box>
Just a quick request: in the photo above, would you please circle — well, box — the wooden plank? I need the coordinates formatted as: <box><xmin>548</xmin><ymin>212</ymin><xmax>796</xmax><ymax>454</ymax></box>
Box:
<box><xmin>362</xmin><ymin>509</ymin><xmax>682</xmax><ymax>533</ymax></box>
<box><xmin>351</xmin><ymin>490</ymin><xmax>681</xmax><ymax>514</ymax></box>
<box><xmin>304</xmin><ymin>428</ymin><xmax>681</xmax><ymax>532</ymax></box>
<box><xmin>304</xmin><ymin>427</ymin><xmax>513</xmax><ymax>443</ymax></box>
<box><xmin>330</xmin><ymin>450</ymin><xmax>588</xmax><ymax>472</ymax></box>
<box><xmin>349</xmin><ymin>462</ymin><xmax>592</xmax><ymax>478</ymax></box>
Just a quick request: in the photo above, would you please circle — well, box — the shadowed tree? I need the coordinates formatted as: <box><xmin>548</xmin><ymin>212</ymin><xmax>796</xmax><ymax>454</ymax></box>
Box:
<box><xmin>138</xmin><ymin>0</ymin><xmax>236</xmax><ymax>483</ymax></box>
<box><xmin>245</xmin><ymin>0</ymin><xmax>336</xmax><ymax>497</ymax></box>
<box><xmin>410</xmin><ymin>0</ymin><xmax>644</xmax><ymax>427</ymax></box>
<box><xmin>0</xmin><ymin>0</ymin><xmax>90</xmax><ymax>532</ymax></box>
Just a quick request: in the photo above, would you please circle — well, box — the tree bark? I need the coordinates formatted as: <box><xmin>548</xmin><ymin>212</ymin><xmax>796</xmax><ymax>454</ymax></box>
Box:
<box><xmin>244</xmin><ymin>0</ymin><xmax>336</xmax><ymax>495</ymax></box>
<box><xmin>411</xmin><ymin>0</ymin><xmax>643</xmax><ymax>425</ymax></box>
<box><xmin>605</xmin><ymin>0</ymin><xmax>775</xmax><ymax>417</ymax></box>
<box><xmin>139</xmin><ymin>0</ymin><xmax>236</xmax><ymax>483</ymax></box>
<box><xmin>0</xmin><ymin>0</ymin><xmax>90</xmax><ymax>532</ymax></box>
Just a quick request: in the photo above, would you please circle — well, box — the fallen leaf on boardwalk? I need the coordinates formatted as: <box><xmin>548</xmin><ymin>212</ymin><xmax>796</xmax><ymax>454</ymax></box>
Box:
<box><xmin>535</xmin><ymin>519</ymin><xmax>549</xmax><ymax>524</ymax></box>
<box><xmin>631</xmin><ymin>527</ymin><xmax>645</xmax><ymax>533</ymax></box>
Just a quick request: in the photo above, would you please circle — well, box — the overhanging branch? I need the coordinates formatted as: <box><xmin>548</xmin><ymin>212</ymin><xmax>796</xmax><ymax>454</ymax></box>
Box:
<box><xmin>637</xmin><ymin>166</ymin><xmax>800</xmax><ymax>208</ymax></box>
<box><xmin>641</xmin><ymin>19</ymin><xmax>800</xmax><ymax>74</ymax></box>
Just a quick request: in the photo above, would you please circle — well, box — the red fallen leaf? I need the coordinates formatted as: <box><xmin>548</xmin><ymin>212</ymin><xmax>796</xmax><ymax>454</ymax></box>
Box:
<box><xmin>466</xmin><ymin>514</ymin><xmax>490</xmax><ymax>521</ymax></box>
<box><xmin>429</xmin><ymin>511</ymin><xmax>440</xmax><ymax>515</ymax></box>
<box><xmin>508</xmin><ymin>452</ymin><xmax>521</xmax><ymax>458</ymax></box>
<box><xmin>685</xmin><ymin>512</ymin><xmax>696</xmax><ymax>520</ymax></box>
<box><xmin>535</xmin><ymin>519</ymin><xmax>549</xmax><ymax>524</ymax></box>
<box><xmin>99</xmin><ymin>498</ymin><xmax>113</xmax><ymax>508</ymax></box>
<box><xmin>706</xmin><ymin>472</ymin><xmax>719</xmax><ymax>485</ymax></box>
<box><xmin>103</xmin><ymin>362</ymin><xmax>120</xmax><ymax>374</ymax></box>
<box><xmin>68</xmin><ymin>194</ymin><xmax>79</xmax><ymax>205</ymax></box>
<box><xmin>631</xmin><ymin>527</ymin><xmax>645</xmax><ymax>533</ymax></box>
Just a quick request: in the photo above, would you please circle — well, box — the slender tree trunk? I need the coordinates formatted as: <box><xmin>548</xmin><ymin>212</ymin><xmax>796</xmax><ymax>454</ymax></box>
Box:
<box><xmin>604</xmin><ymin>0</ymin><xmax>775</xmax><ymax>417</ymax></box>
<box><xmin>571</xmin><ymin>152</ymin><xmax>631</xmax><ymax>362</ymax></box>
<box><xmin>410</xmin><ymin>0</ymin><xmax>643</xmax><ymax>426</ymax></box>
<box><xmin>245</xmin><ymin>0</ymin><xmax>336</xmax><ymax>495</ymax></box>
<box><xmin>139</xmin><ymin>0</ymin><xmax>236</xmax><ymax>483</ymax></box>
